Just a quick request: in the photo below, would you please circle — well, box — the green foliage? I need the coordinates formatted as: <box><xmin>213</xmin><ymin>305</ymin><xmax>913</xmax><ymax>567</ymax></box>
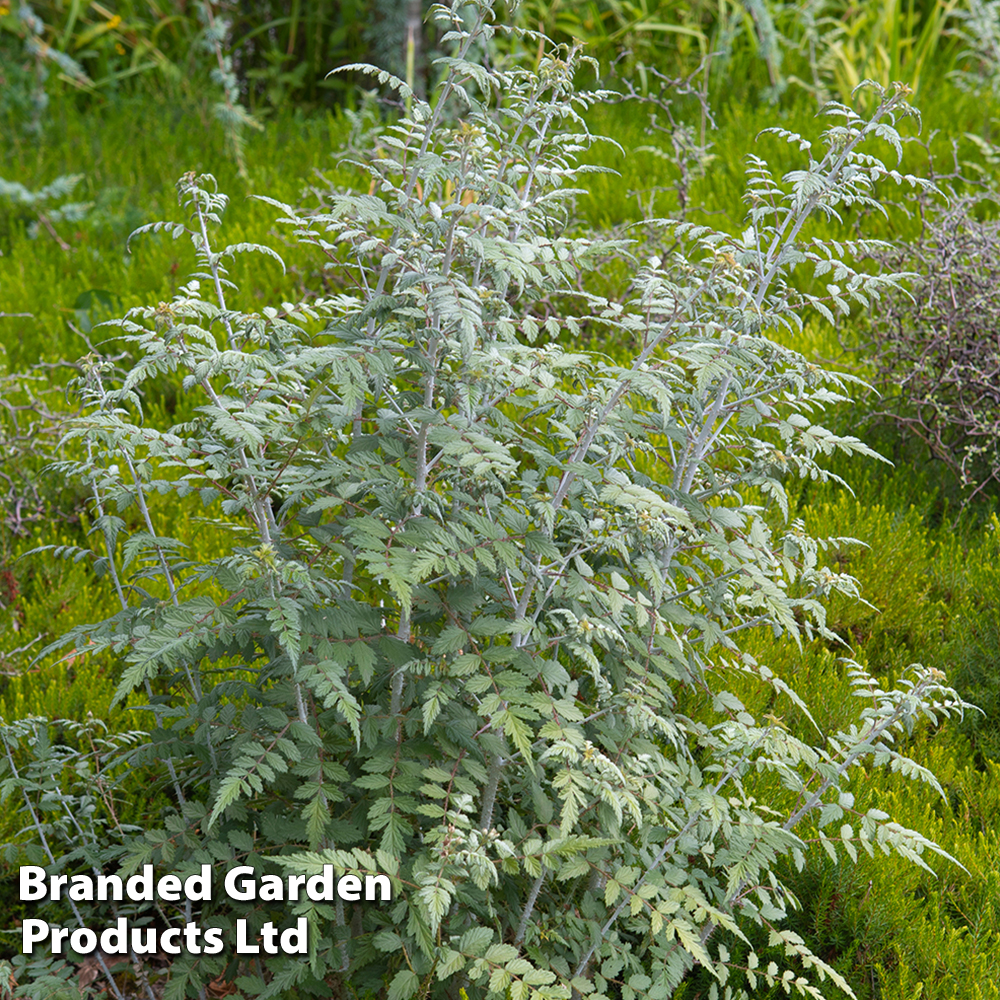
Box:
<box><xmin>798</xmin><ymin>498</ymin><xmax>949</xmax><ymax>674</ymax></box>
<box><xmin>193</xmin><ymin>1</ymin><xmax>265</xmax><ymax>179</ymax></box>
<box><xmin>505</xmin><ymin>0</ymin><xmax>962</xmax><ymax>106</ymax></box>
<box><xmin>0</xmin><ymin>0</ymin><xmax>362</xmax><ymax>172</ymax></box>
<box><xmin>952</xmin><ymin>0</ymin><xmax>1000</xmax><ymax>99</ymax></box>
<box><xmin>662</xmin><ymin>502</ymin><xmax>1000</xmax><ymax>1000</ymax></box>
<box><xmin>0</xmin><ymin>1</ymin><xmax>89</xmax><ymax>133</ymax></box>
<box><xmin>0</xmin><ymin>172</ymin><xmax>89</xmax><ymax>247</ymax></box>
<box><xmin>801</xmin><ymin>734</ymin><xmax>1000</xmax><ymax>999</ymax></box>
<box><xmin>0</xmin><ymin>5</ymin><xmax>980</xmax><ymax>998</ymax></box>
<box><xmin>791</xmin><ymin>0</ymin><xmax>960</xmax><ymax>103</ymax></box>
<box><xmin>948</xmin><ymin>515</ymin><xmax>1000</xmax><ymax>763</ymax></box>
<box><xmin>0</xmin><ymin>716</ymin><xmax>171</xmax><ymax>998</ymax></box>
<box><xmin>5</xmin><ymin>0</ymin><xmax>1000</xmax><ymax>995</ymax></box>
<box><xmin>2</xmin><ymin>0</ymin><xmax>383</xmax><ymax>119</ymax></box>
<box><xmin>507</xmin><ymin>0</ymin><xmax>712</xmax><ymax>75</ymax></box>
<box><xmin>0</xmin><ymin>106</ymin><xmax>352</xmax><ymax>817</ymax></box>
<box><xmin>0</xmin><ymin>0</ymin><xmax>975</xmax><ymax>136</ymax></box>
<box><xmin>0</xmin><ymin>98</ymin><xmax>350</xmax><ymax>370</ymax></box>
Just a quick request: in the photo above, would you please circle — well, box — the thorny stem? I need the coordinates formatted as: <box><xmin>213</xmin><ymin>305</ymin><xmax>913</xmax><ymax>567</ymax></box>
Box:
<box><xmin>679</xmin><ymin>374</ymin><xmax>732</xmax><ymax>494</ymax></box>
<box><xmin>390</xmin><ymin>609</ymin><xmax>411</xmax><ymax>718</ymax></box>
<box><xmin>362</xmin><ymin>3</ymin><xmax>491</xmax><ymax>341</ymax></box>
<box><xmin>782</xmin><ymin>676</ymin><xmax>940</xmax><ymax>831</ymax></box>
<box><xmin>2</xmin><ymin>736</ymin><xmax>129</xmax><ymax>1000</ymax></box>
<box><xmin>53</xmin><ymin>772</ymin><xmax>158</xmax><ymax>1000</ymax></box>
<box><xmin>118</xmin><ymin>432</ymin><xmax>221</xmax><ymax>779</ymax></box>
<box><xmin>660</xmin><ymin>674</ymin><xmax>954</xmax><ymax>983</ymax></box>
<box><xmin>557</xmin><ymin>94</ymin><xmax>913</xmax><ymax>547</ymax></box>
<box><xmin>507</xmin><ymin>57</ymin><xmax>577</xmax><ymax>243</ymax></box>
<box><xmin>187</xmin><ymin>182</ymin><xmax>313</xmax><ymax>775</ymax></box>
<box><xmin>83</xmin><ymin>436</ymin><xmax>189</xmax><ymax>817</ymax></box>
<box><xmin>550</xmin><ymin>272</ymin><xmax>717</xmax><ymax>514</ymax></box>
<box><xmin>751</xmin><ymin>91</ymin><xmax>910</xmax><ymax>309</ymax></box>
<box><xmin>478</xmin><ymin>751</ymin><xmax>504</xmax><ymax>832</ymax></box>
<box><xmin>514</xmin><ymin>866</ymin><xmax>546</xmax><ymax>947</ymax></box>
<box><xmin>189</xmin><ymin>182</ymin><xmax>278</xmax><ymax>548</ymax></box>
<box><xmin>196</xmin><ymin>189</ymin><xmax>349</xmax><ymax>984</ymax></box>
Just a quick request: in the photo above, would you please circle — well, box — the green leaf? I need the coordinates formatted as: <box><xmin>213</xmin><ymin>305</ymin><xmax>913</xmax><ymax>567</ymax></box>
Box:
<box><xmin>387</xmin><ymin>969</ymin><xmax>420</xmax><ymax>1000</ymax></box>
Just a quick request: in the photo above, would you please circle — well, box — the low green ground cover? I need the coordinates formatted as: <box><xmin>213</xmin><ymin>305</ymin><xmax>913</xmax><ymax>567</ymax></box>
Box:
<box><xmin>2</xmin><ymin>19</ymin><xmax>1000</xmax><ymax>997</ymax></box>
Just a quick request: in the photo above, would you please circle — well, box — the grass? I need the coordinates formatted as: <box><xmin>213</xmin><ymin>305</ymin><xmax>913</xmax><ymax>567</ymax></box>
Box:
<box><xmin>2</xmin><ymin>60</ymin><xmax>1000</xmax><ymax>996</ymax></box>
<box><xmin>0</xmin><ymin>96</ymin><xmax>356</xmax><ymax>371</ymax></box>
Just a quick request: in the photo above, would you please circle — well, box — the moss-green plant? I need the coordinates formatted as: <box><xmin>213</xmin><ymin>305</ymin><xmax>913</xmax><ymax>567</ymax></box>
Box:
<box><xmin>948</xmin><ymin>515</ymin><xmax>1000</xmax><ymax>762</ymax></box>
<box><xmin>794</xmin><ymin>0</ymin><xmax>961</xmax><ymax>103</ymax></box>
<box><xmin>1</xmin><ymin>6</ymin><xmax>979</xmax><ymax>999</ymax></box>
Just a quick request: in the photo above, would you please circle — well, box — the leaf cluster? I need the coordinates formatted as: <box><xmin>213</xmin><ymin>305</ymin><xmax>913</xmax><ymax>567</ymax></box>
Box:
<box><xmin>0</xmin><ymin>6</ymin><xmax>976</xmax><ymax>999</ymax></box>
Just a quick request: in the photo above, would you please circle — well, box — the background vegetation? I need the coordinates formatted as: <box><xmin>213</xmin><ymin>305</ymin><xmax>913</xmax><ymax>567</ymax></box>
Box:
<box><xmin>2</xmin><ymin>0</ymin><xmax>1000</xmax><ymax>997</ymax></box>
